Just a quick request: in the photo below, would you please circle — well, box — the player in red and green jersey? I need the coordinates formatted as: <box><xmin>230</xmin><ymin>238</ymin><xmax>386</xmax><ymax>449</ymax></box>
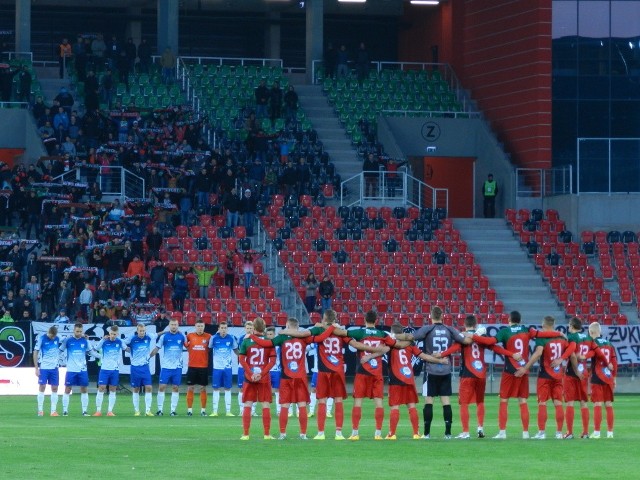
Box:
<box><xmin>378</xmin><ymin>323</ymin><xmax>448</xmax><ymax>440</ymax></box>
<box><xmin>250</xmin><ymin>317</ymin><xmax>335</xmax><ymax>440</ymax></box>
<box><xmin>346</xmin><ymin>310</ymin><xmax>406</xmax><ymax>441</ymax></box>
<box><xmin>237</xmin><ymin>317</ymin><xmax>276</xmax><ymax>440</ymax></box>
<box><xmin>282</xmin><ymin>309</ymin><xmax>392</xmax><ymax>441</ymax></box>
<box><xmin>564</xmin><ymin>317</ymin><xmax>592</xmax><ymax>439</ymax></box>
<box><xmin>441</xmin><ymin>315</ymin><xmax>519</xmax><ymax>439</ymax></box>
<box><xmin>583</xmin><ymin>322</ymin><xmax>617</xmax><ymax>439</ymax></box>
<box><xmin>516</xmin><ymin>315</ymin><xmax>575</xmax><ymax>440</ymax></box>
<box><xmin>471</xmin><ymin>310</ymin><xmax>563</xmax><ymax>439</ymax></box>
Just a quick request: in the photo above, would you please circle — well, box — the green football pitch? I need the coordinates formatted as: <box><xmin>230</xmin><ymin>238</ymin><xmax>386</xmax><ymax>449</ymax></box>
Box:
<box><xmin>2</xmin><ymin>394</ymin><xmax>639</xmax><ymax>479</ymax></box>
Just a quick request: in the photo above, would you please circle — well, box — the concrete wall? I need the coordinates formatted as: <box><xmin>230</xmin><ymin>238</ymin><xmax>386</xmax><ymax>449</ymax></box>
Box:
<box><xmin>0</xmin><ymin>109</ymin><xmax>46</xmax><ymax>164</ymax></box>
<box><xmin>545</xmin><ymin>194</ymin><xmax>640</xmax><ymax>235</ymax></box>
<box><xmin>378</xmin><ymin>115</ymin><xmax>514</xmax><ymax>217</ymax></box>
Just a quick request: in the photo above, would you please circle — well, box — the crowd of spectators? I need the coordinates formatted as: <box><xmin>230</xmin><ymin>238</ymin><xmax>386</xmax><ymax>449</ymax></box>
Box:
<box><xmin>0</xmin><ymin>33</ymin><xmax>368</xmax><ymax>326</ymax></box>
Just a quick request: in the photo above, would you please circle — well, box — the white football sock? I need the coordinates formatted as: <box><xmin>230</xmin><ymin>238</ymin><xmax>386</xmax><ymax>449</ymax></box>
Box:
<box><xmin>170</xmin><ymin>392</ymin><xmax>179</xmax><ymax>412</ymax></box>
<box><xmin>62</xmin><ymin>393</ymin><xmax>70</xmax><ymax>411</ymax></box>
<box><xmin>81</xmin><ymin>393</ymin><xmax>89</xmax><ymax>412</ymax></box>
<box><xmin>157</xmin><ymin>391</ymin><xmax>165</xmax><ymax>411</ymax></box>
<box><xmin>132</xmin><ymin>392</ymin><xmax>140</xmax><ymax>412</ymax></box>
<box><xmin>309</xmin><ymin>392</ymin><xmax>317</xmax><ymax>413</ymax></box>
<box><xmin>37</xmin><ymin>392</ymin><xmax>45</xmax><ymax>411</ymax></box>
<box><xmin>212</xmin><ymin>391</ymin><xmax>220</xmax><ymax>413</ymax></box>
<box><xmin>144</xmin><ymin>392</ymin><xmax>152</xmax><ymax>412</ymax></box>
<box><xmin>51</xmin><ymin>393</ymin><xmax>59</xmax><ymax>412</ymax></box>
<box><xmin>95</xmin><ymin>391</ymin><xmax>104</xmax><ymax>411</ymax></box>
<box><xmin>108</xmin><ymin>392</ymin><xmax>116</xmax><ymax>412</ymax></box>
<box><xmin>224</xmin><ymin>390</ymin><xmax>231</xmax><ymax>412</ymax></box>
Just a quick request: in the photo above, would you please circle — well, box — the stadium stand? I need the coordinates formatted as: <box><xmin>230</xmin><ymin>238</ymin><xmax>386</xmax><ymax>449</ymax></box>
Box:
<box><xmin>506</xmin><ymin>208</ymin><xmax>626</xmax><ymax>325</ymax></box>
<box><xmin>264</xmin><ymin>198</ymin><xmax>504</xmax><ymax>328</ymax></box>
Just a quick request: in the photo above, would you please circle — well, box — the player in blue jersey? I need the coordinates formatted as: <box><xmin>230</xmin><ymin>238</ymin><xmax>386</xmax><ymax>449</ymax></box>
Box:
<box><xmin>33</xmin><ymin>325</ymin><xmax>61</xmax><ymax>416</ymax></box>
<box><xmin>92</xmin><ymin>325</ymin><xmax>124</xmax><ymax>416</ymax></box>
<box><xmin>265</xmin><ymin>326</ymin><xmax>284</xmax><ymax>415</ymax></box>
<box><xmin>150</xmin><ymin>319</ymin><xmax>186</xmax><ymax>416</ymax></box>
<box><xmin>126</xmin><ymin>323</ymin><xmax>157</xmax><ymax>416</ymax></box>
<box><xmin>208</xmin><ymin>321</ymin><xmax>239</xmax><ymax>416</ymax></box>
<box><xmin>59</xmin><ymin>323</ymin><xmax>93</xmax><ymax>416</ymax></box>
<box><xmin>236</xmin><ymin>321</ymin><xmax>255</xmax><ymax>415</ymax></box>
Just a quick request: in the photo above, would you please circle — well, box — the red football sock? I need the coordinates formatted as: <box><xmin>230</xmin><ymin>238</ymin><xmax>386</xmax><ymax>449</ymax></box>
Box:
<box><xmin>477</xmin><ymin>403</ymin><xmax>485</xmax><ymax>429</ymax></box>
<box><xmin>537</xmin><ymin>404</ymin><xmax>547</xmax><ymax>431</ymax></box>
<box><xmin>298</xmin><ymin>406</ymin><xmax>308</xmax><ymax>435</ymax></box>
<box><xmin>375</xmin><ymin>407</ymin><xmax>384</xmax><ymax>431</ymax></box>
<box><xmin>279</xmin><ymin>407</ymin><xmax>288</xmax><ymax>434</ymax></box>
<box><xmin>498</xmin><ymin>401</ymin><xmax>508</xmax><ymax>430</ymax></box>
<box><xmin>580</xmin><ymin>407</ymin><xmax>590</xmax><ymax>435</ymax></box>
<box><xmin>409</xmin><ymin>407</ymin><xmax>419</xmax><ymax>435</ymax></box>
<box><xmin>565</xmin><ymin>405</ymin><xmax>575</xmax><ymax>434</ymax></box>
<box><xmin>519</xmin><ymin>402</ymin><xmax>530</xmax><ymax>431</ymax></box>
<box><xmin>200</xmin><ymin>391</ymin><xmax>207</xmax><ymax>408</ymax></box>
<box><xmin>335</xmin><ymin>402</ymin><xmax>344</xmax><ymax>430</ymax></box>
<box><xmin>352</xmin><ymin>406</ymin><xmax>362</xmax><ymax>430</ymax></box>
<box><xmin>554</xmin><ymin>404</ymin><xmax>564</xmax><ymax>432</ymax></box>
<box><xmin>186</xmin><ymin>390</ymin><xmax>194</xmax><ymax>408</ymax></box>
<box><xmin>317</xmin><ymin>402</ymin><xmax>327</xmax><ymax>432</ymax></box>
<box><xmin>605</xmin><ymin>405</ymin><xmax>614</xmax><ymax>431</ymax></box>
<box><xmin>594</xmin><ymin>405</ymin><xmax>602</xmax><ymax>431</ymax></box>
<box><xmin>242</xmin><ymin>406</ymin><xmax>251</xmax><ymax>435</ymax></box>
<box><xmin>389</xmin><ymin>409</ymin><xmax>400</xmax><ymax>436</ymax></box>
<box><xmin>460</xmin><ymin>404</ymin><xmax>470</xmax><ymax>432</ymax></box>
<box><xmin>262</xmin><ymin>407</ymin><xmax>271</xmax><ymax>436</ymax></box>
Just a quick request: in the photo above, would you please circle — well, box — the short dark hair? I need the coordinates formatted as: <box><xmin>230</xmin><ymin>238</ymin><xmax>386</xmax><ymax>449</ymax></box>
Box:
<box><xmin>569</xmin><ymin>317</ymin><xmax>583</xmax><ymax>331</ymax></box>
<box><xmin>509</xmin><ymin>311</ymin><xmax>521</xmax><ymax>324</ymax></box>
<box><xmin>365</xmin><ymin>310</ymin><xmax>377</xmax><ymax>325</ymax></box>
<box><xmin>464</xmin><ymin>315</ymin><xmax>477</xmax><ymax>328</ymax></box>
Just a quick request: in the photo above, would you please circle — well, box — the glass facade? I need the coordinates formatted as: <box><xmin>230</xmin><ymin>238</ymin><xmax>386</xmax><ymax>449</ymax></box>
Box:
<box><xmin>552</xmin><ymin>0</ymin><xmax>640</xmax><ymax>192</ymax></box>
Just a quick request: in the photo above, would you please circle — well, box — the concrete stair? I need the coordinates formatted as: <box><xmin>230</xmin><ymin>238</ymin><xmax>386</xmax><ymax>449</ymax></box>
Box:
<box><xmin>293</xmin><ymin>84</ymin><xmax>363</xmax><ymax>181</ymax></box>
<box><xmin>34</xmin><ymin>66</ymin><xmax>72</xmax><ymax>104</ymax></box>
<box><xmin>454</xmin><ymin>218</ymin><xmax>566</xmax><ymax>323</ymax></box>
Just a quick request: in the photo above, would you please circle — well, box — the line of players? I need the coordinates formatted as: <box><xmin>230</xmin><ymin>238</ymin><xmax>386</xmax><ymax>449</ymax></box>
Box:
<box><xmin>34</xmin><ymin>307</ymin><xmax>617</xmax><ymax>440</ymax></box>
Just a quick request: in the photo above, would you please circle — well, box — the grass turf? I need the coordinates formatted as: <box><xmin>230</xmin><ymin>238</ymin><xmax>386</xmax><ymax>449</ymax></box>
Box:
<box><xmin>2</xmin><ymin>394</ymin><xmax>639</xmax><ymax>479</ymax></box>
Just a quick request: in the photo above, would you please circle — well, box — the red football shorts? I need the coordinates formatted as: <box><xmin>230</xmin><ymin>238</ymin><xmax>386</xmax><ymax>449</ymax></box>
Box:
<box><xmin>353</xmin><ymin>374</ymin><xmax>384</xmax><ymax>399</ymax></box>
<box><xmin>499</xmin><ymin>372</ymin><xmax>529</xmax><ymax>399</ymax></box>
<box><xmin>458</xmin><ymin>377</ymin><xmax>486</xmax><ymax>405</ymax></box>
<box><xmin>590</xmin><ymin>383</ymin><xmax>614</xmax><ymax>403</ymax></box>
<box><xmin>279</xmin><ymin>378</ymin><xmax>310</xmax><ymax>404</ymax></box>
<box><xmin>316</xmin><ymin>371</ymin><xmax>347</xmax><ymax>400</ymax></box>
<box><xmin>242</xmin><ymin>381</ymin><xmax>272</xmax><ymax>403</ymax></box>
<box><xmin>537</xmin><ymin>377</ymin><xmax>563</xmax><ymax>403</ymax></box>
<box><xmin>563</xmin><ymin>375</ymin><xmax>588</xmax><ymax>402</ymax></box>
<box><xmin>388</xmin><ymin>384</ymin><xmax>418</xmax><ymax>406</ymax></box>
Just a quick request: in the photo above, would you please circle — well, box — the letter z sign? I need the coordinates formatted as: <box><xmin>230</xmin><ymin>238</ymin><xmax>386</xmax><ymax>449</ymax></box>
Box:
<box><xmin>421</xmin><ymin>122</ymin><xmax>441</xmax><ymax>142</ymax></box>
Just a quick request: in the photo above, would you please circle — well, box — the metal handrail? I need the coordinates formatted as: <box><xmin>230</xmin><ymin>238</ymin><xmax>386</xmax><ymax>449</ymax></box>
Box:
<box><xmin>381</xmin><ymin>109</ymin><xmax>481</xmax><ymax>119</ymax></box>
<box><xmin>2</xmin><ymin>51</ymin><xmax>33</xmax><ymax>61</ymax></box>
<box><xmin>179</xmin><ymin>56</ymin><xmax>283</xmax><ymax>68</ymax></box>
<box><xmin>0</xmin><ymin>101</ymin><xmax>30</xmax><ymax>109</ymax></box>
<box><xmin>340</xmin><ymin>171</ymin><xmax>448</xmax><ymax>211</ymax></box>
<box><xmin>515</xmin><ymin>166</ymin><xmax>573</xmax><ymax>198</ymax></box>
